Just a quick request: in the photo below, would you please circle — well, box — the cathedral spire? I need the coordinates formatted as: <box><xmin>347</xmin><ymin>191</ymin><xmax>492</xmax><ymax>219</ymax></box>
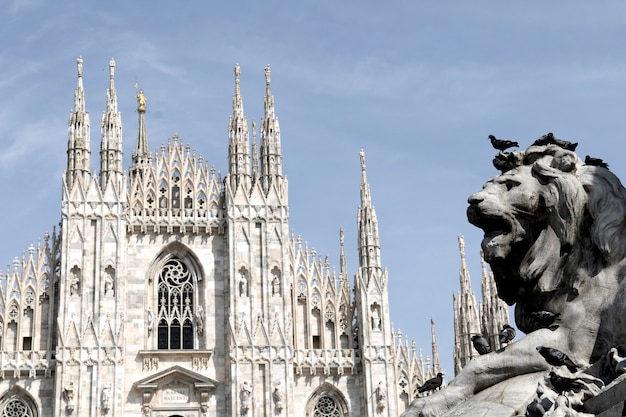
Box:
<box><xmin>479</xmin><ymin>250</ymin><xmax>511</xmax><ymax>351</ymax></box>
<box><xmin>260</xmin><ymin>64</ymin><xmax>283</xmax><ymax>194</ymax></box>
<box><xmin>353</xmin><ymin>150</ymin><xmax>396</xmax><ymax>416</ymax></box>
<box><xmin>66</xmin><ymin>56</ymin><xmax>91</xmax><ymax>188</ymax></box>
<box><xmin>339</xmin><ymin>227</ymin><xmax>347</xmax><ymax>280</ymax></box>
<box><xmin>99</xmin><ymin>58</ymin><xmax>123</xmax><ymax>189</ymax></box>
<box><xmin>357</xmin><ymin>150</ymin><xmax>381</xmax><ymax>270</ymax></box>
<box><xmin>130</xmin><ymin>87</ymin><xmax>152</xmax><ymax>179</ymax></box>
<box><xmin>251</xmin><ymin>120</ymin><xmax>259</xmax><ymax>179</ymax></box>
<box><xmin>431</xmin><ymin>318</ymin><xmax>441</xmax><ymax>373</ymax></box>
<box><xmin>227</xmin><ymin>64</ymin><xmax>251</xmax><ymax>191</ymax></box>
<box><xmin>453</xmin><ymin>234</ymin><xmax>481</xmax><ymax>373</ymax></box>
<box><xmin>458</xmin><ymin>235</ymin><xmax>471</xmax><ymax>294</ymax></box>
<box><xmin>263</xmin><ymin>64</ymin><xmax>275</xmax><ymax>119</ymax></box>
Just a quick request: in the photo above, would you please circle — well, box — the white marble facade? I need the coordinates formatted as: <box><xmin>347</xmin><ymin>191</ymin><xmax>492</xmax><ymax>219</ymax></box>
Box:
<box><xmin>0</xmin><ymin>58</ymin><xmax>442</xmax><ymax>417</ymax></box>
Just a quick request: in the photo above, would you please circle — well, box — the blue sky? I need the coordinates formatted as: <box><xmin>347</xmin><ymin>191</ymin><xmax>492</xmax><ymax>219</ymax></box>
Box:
<box><xmin>2</xmin><ymin>1</ymin><xmax>626</xmax><ymax>376</ymax></box>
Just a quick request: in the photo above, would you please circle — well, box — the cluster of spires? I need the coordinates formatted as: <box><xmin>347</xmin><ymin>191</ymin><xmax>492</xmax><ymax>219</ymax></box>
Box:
<box><xmin>65</xmin><ymin>57</ymin><xmax>285</xmax><ymax>198</ymax></box>
<box><xmin>66</xmin><ymin>56</ymin><xmax>124</xmax><ymax>190</ymax></box>
<box><xmin>453</xmin><ymin>235</ymin><xmax>510</xmax><ymax>375</ymax></box>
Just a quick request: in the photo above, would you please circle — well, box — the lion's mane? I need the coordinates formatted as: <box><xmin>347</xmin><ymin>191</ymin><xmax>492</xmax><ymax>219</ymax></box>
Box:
<box><xmin>579</xmin><ymin>166</ymin><xmax>626</xmax><ymax>266</ymax></box>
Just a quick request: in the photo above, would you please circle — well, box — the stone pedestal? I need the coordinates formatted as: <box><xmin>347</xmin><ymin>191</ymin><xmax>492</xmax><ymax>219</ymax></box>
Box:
<box><xmin>584</xmin><ymin>373</ymin><xmax>626</xmax><ymax>416</ymax></box>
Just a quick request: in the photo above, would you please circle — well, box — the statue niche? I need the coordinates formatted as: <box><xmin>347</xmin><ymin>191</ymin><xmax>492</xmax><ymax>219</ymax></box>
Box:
<box><xmin>104</xmin><ymin>265</ymin><xmax>115</xmax><ymax>297</ymax></box>
<box><xmin>69</xmin><ymin>265</ymin><xmax>81</xmax><ymax>296</ymax></box>
<box><xmin>239</xmin><ymin>268</ymin><xmax>249</xmax><ymax>297</ymax></box>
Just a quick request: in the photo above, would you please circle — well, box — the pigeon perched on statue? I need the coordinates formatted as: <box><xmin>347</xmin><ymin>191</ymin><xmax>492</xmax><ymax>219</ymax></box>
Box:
<box><xmin>532</xmin><ymin>132</ymin><xmax>555</xmax><ymax>147</ymax></box>
<box><xmin>585</xmin><ymin>155</ymin><xmax>609</xmax><ymax>169</ymax></box>
<box><xmin>492</xmin><ymin>151</ymin><xmax>522</xmax><ymax>173</ymax></box>
<box><xmin>548</xmin><ymin>372</ymin><xmax>585</xmax><ymax>394</ymax></box>
<box><xmin>489</xmin><ymin>134</ymin><xmax>519</xmax><ymax>151</ymax></box>
<box><xmin>471</xmin><ymin>335</ymin><xmax>491</xmax><ymax>355</ymax></box>
<box><xmin>536</xmin><ymin>346</ymin><xmax>578</xmax><ymax>373</ymax></box>
<box><xmin>499</xmin><ymin>324</ymin><xmax>516</xmax><ymax>345</ymax></box>
<box><xmin>417</xmin><ymin>372</ymin><xmax>444</xmax><ymax>394</ymax></box>
<box><xmin>532</xmin><ymin>132</ymin><xmax>578</xmax><ymax>151</ymax></box>
<box><xmin>525</xmin><ymin>398</ymin><xmax>547</xmax><ymax>417</ymax></box>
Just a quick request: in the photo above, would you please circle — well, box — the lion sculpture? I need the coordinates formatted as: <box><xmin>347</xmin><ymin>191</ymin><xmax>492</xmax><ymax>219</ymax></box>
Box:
<box><xmin>402</xmin><ymin>143</ymin><xmax>626</xmax><ymax>416</ymax></box>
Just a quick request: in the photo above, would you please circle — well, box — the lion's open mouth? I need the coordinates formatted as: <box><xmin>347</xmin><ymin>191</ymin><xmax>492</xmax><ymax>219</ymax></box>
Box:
<box><xmin>467</xmin><ymin>206</ymin><xmax>515</xmax><ymax>261</ymax></box>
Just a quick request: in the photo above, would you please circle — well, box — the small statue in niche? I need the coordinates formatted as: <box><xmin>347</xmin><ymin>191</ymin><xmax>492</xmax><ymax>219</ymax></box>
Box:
<box><xmin>104</xmin><ymin>270</ymin><xmax>114</xmax><ymax>297</ymax></box>
<box><xmin>63</xmin><ymin>383</ymin><xmax>74</xmax><ymax>402</ymax></box>
<box><xmin>239</xmin><ymin>270</ymin><xmax>248</xmax><ymax>297</ymax></box>
<box><xmin>195</xmin><ymin>305</ymin><xmax>204</xmax><ymax>336</ymax></box>
<box><xmin>371</xmin><ymin>304</ymin><xmax>381</xmax><ymax>331</ymax></box>
<box><xmin>272</xmin><ymin>276</ymin><xmax>280</xmax><ymax>296</ymax></box>
<box><xmin>63</xmin><ymin>382</ymin><xmax>75</xmax><ymax>414</ymax></box>
<box><xmin>147</xmin><ymin>308</ymin><xmax>154</xmax><ymax>334</ymax></box>
<box><xmin>376</xmin><ymin>381</ymin><xmax>387</xmax><ymax>409</ymax></box>
<box><xmin>240</xmin><ymin>381</ymin><xmax>252</xmax><ymax>412</ymax></box>
<box><xmin>273</xmin><ymin>382</ymin><xmax>284</xmax><ymax>411</ymax></box>
<box><xmin>101</xmin><ymin>384</ymin><xmax>111</xmax><ymax>412</ymax></box>
<box><xmin>70</xmin><ymin>269</ymin><xmax>80</xmax><ymax>296</ymax></box>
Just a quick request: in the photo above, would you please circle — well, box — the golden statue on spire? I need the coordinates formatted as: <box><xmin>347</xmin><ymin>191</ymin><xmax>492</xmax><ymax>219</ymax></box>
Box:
<box><xmin>137</xmin><ymin>89</ymin><xmax>147</xmax><ymax>112</ymax></box>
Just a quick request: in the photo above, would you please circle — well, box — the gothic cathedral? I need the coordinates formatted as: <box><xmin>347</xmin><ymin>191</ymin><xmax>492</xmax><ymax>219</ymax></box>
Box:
<box><xmin>0</xmin><ymin>58</ymin><xmax>442</xmax><ymax>417</ymax></box>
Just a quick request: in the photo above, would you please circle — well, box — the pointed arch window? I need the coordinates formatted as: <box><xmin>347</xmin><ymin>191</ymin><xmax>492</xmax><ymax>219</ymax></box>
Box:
<box><xmin>157</xmin><ymin>258</ymin><xmax>194</xmax><ymax>349</ymax></box>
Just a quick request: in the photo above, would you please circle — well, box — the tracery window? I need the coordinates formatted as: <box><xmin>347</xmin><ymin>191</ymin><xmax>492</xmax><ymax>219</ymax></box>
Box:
<box><xmin>157</xmin><ymin>258</ymin><xmax>194</xmax><ymax>349</ymax></box>
<box><xmin>313</xmin><ymin>395</ymin><xmax>342</xmax><ymax>417</ymax></box>
<box><xmin>0</xmin><ymin>397</ymin><xmax>35</xmax><ymax>417</ymax></box>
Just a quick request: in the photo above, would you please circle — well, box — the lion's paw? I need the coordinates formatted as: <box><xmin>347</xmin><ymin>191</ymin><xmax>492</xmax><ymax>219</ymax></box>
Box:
<box><xmin>401</xmin><ymin>397</ymin><xmax>447</xmax><ymax>417</ymax></box>
<box><xmin>401</xmin><ymin>389</ymin><xmax>467</xmax><ymax>417</ymax></box>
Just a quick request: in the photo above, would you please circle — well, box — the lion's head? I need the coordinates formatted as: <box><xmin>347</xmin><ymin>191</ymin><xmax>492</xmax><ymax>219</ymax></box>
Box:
<box><xmin>468</xmin><ymin>144</ymin><xmax>626</xmax><ymax>331</ymax></box>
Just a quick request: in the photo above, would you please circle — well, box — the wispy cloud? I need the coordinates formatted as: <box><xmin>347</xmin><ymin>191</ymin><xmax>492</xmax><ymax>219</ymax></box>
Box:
<box><xmin>0</xmin><ymin>114</ymin><xmax>65</xmax><ymax>172</ymax></box>
<box><xmin>8</xmin><ymin>0</ymin><xmax>44</xmax><ymax>15</ymax></box>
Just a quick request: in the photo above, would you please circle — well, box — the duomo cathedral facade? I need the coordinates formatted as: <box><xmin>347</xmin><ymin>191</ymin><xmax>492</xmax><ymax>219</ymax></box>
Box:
<box><xmin>0</xmin><ymin>58</ymin><xmax>456</xmax><ymax>417</ymax></box>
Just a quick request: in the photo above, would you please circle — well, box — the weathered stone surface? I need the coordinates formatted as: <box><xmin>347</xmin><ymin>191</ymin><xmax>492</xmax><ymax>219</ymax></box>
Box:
<box><xmin>584</xmin><ymin>374</ymin><xmax>626</xmax><ymax>415</ymax></box>
<box><xmin>441</xmin><ymin>373</ymin><xmax>544</xmax><ymax>417</ymax></box>
<box><xmin>403</xmin><ymin>139</ymin><xmax>626</xmax><ymax>417</ymax></box>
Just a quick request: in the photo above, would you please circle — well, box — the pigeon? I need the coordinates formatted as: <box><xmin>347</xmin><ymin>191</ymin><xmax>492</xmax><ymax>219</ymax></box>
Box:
<box><xmin>471</xmin><ymin>335</ymin><xmax>491</xmax><ymax>355</ymax></box>
<box><xmin>489</xmin><ymin>135</ymin><xmax>519</xmax><ymax>151</ymax></box>
<box><xmin>533</xmin><ymin>132</ymin><xmax>556</xmax><ymax>147</ymax></box>
<box><xmin>536</xmin><ymin>346</ymin><xmax>578</xmax><ymax>373</ymax></box>
<box><xmin>525</xmin><ymin>398</ymin><xmax>547</xmax><ymax>417</ymax></box>
<box><xmin>417</xmin><ymin>372</ymin><xmax>444</xmax><ymax>393</ymax></box>
<box><xmin>552</xmin><ymin>138</ymin><xmax>578</xmax><ymax>151</ymax></box>
<box><xmin>499</xmin><ymin>324</ymin><xmax>516</xmax><ymax>345</ymax></box>
<box><xmin>585</xmin><ymin>155</ymin><xmax>609</xmax><ymax>169</ymax></box>
<box><xmin>493</xmin><ymin>153</ymin><xmax>510</xmax><ymax>172</ymax></box>
<box><xmin>549</xmin><ymin>371</ymin><xmax>585</xmax><ymax>394</ymax></box>
<box><xmin>492</xmin><ymin>152</ymin><xmax>519</xmax><ymax>173</ymax></box>
<box><xmin>531</xmin><ymin>311</ymin><xmax>561</xmax><ymax>328</ymax></box>
<box><xmin>532</xmin><ymin>132</ymin><xmax>578</xmax><ymax>151</ymax></box>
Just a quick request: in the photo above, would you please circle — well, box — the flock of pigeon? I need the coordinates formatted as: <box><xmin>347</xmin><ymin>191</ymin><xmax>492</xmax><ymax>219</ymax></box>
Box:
<box><xmin>469</xmin><ymin>323</ymin><xmax>517</xmax><ymax>356</ymax></box>
<box><xmin>465</xmin><ymin>317</ymin><xmax>589</xmax><ymax>417</ymax></box>
<box><xmin>415</xmin><ymin>316</ymin><xmax>586</xmax><ymax>402</ymax></box>
<box><xmin>488</xmin><ymin>132</ymin><xmax>609</xmax><ymax>171</ymax></box>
